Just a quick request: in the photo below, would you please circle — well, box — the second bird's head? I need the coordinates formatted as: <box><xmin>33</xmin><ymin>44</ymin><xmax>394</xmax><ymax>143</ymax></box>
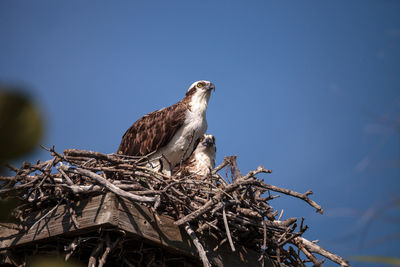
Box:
<box><xmin>197</xmin><ymin>134</ymin><xmax>216</xmax><ymax>154</ymax></box>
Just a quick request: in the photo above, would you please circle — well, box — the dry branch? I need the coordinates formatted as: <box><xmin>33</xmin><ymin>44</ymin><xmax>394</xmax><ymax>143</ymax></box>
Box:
<box><xmin>60</xmin><ymin>166</ymin><xmax>155</xmax><ymax>203</ymax></box>
<box><xmin>185</xmin><ymin>223</ymin><xmax>211</xmax><ymax>267</ymax></box>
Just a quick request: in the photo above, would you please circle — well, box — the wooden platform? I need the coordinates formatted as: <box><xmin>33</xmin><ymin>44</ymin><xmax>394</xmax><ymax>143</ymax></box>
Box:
<box><xmin>0</xmin><ymin>193</ymin><xmax>281</xmax><ymax>266</ymax></box>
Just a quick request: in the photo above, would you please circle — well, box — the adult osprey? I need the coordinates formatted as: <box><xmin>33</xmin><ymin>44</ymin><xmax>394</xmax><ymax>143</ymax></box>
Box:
<box><xmin>117</xmin><ymin>80</ymin><xmax>215</xmax><ymax>175</ymax></box>
<box><xmin>173</xmin><ymin>134</ymin><xmax>216</xmax><ymax>178</ymax></box>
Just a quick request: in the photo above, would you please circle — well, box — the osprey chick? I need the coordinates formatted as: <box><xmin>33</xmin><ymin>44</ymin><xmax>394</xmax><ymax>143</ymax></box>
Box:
<box><xmin>173</xmin><ymin>134</ymin><xmax>216</xmax><ymax>178</ymax></box>
<box><xmin>117</xmin><ymin>81</ymin><xmax>215</xmax><ymax>175</ymax></box>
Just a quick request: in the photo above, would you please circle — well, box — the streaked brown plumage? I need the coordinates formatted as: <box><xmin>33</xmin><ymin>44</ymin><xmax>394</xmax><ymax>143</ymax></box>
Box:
<box><xmin>117</xmin><ymin>84</ymin><xmax>198</xmax><ymax>156</ymax></box>
<box><xmin>117</xmin><ymin>81</ymin><xmax>215</xmax><ymax>174</ymax></box>
<box><xmin>118</xmin><ymin>101</ymin><xmax>186</xmax><ymax>156</ymax></box>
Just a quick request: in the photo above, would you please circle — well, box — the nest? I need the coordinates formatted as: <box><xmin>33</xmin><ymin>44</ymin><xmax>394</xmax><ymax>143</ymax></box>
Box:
<box><xmin>0</xmin><ymin>146</ymin><xmax>349</xmax><ymax>267</ymax></box>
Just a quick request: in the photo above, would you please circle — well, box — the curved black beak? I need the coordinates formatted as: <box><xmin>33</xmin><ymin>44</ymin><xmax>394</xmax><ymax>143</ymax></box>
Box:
<box><xmin>202</xmin><ymin>137</ymin><xmax>214</xmax><ymax>147</ymax></box>
<box><xmin>208</xmin><ymin>83</ymin><xmax>215</xmax><ymax>92</ymax></box>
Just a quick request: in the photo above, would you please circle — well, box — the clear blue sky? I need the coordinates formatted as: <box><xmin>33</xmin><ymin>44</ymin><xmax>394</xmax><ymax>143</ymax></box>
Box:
<box><xmin>1</xmin><ymin>1</ymin><xmax>399</xmax><ymax>266</ymax></box>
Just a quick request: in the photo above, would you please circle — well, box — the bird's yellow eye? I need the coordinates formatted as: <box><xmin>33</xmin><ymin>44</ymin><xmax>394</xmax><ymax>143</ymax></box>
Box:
<box><xmin>197</xmin><ymin>83</ymin><xmax>204</xmax><ymax>88</ymax></box>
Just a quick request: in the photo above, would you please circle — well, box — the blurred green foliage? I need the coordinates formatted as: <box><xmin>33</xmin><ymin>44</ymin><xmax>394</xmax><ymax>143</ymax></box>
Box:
<box><xmin>0</xmin><ymin>87</ymin><xmax>44</xmax><ymax>221</ymax></box>
<box><xmin>0</xmin><ymin>87</ymin><xmax>78</xmax><ymax>267</ymax></box>
<box><xmin>351</xmin><ymin>256</ymin><xmax>400</xmax><ymax>266</ymax></box>
<box><xmin>0</xmin><ymin>88</ymin><xmax>43</xmax><ymax>163</ymax></box>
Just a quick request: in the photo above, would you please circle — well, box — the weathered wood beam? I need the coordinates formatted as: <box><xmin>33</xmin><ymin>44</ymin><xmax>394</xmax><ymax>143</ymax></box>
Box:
<box><xmin>0</xmin><ymin>193</ymin><xmax>281</xmax><ymax>267</ymax></box>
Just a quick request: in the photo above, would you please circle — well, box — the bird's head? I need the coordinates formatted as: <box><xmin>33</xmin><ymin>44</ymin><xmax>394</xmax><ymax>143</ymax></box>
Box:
<box><xmin>185</xmin><ymin>80</ymin><xmax>215</xmax><ymax>113</ymax></box>
<box><xmin>186</xmin><ymin>80</ymin><xmax>215</xmax><ymax>98</ymax></box>
<box><xmin>197</xmin><ymin>134</ymin><xmax>216</xmax><ymax>153</ymax></box>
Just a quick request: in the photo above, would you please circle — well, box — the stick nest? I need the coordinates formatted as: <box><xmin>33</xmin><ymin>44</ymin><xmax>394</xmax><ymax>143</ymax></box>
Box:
<box><xmin>0</xmin><ymin>146</ymin><xmax>349</xmax><ymax>267</ymax></box>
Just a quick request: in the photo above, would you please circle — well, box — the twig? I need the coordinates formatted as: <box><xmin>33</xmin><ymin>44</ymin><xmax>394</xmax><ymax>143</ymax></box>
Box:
<box><xmin>299</xmin><ymin>244</ymin><xmax>322</xmax><ymax>267</ymax></box>
<box><xmin>262</xmin><ymin>220</ymin><xmax>267</xmax><ymax>249</ymax></box>
<box><xmin>260</xmin><ymin>184</ymin><xmax>323</xmax><ymax>214</ymax></box>
<box><xmin>184</xmin><ymin>223</ymin><xmax>211</xmax><ymax>267</ymax></box>
<box><xmin>69</xmin><ymin>205</ymin><xmax>80</xmax><ymax>229</ymax></box>
<box><xmin>5</xmin><ymin>163</ymin><xmax>19</xmax><ymax>173</ymax></box>
<box><xmin>212</xmin><ymin>159</ymin><xmax>230</xmax><ymax>174</ymax></box>
<box><xmin>88</xmin><ymin>240</ymin><xmax>104</xmax><ymax>267</ymax></box>
<box><xmin>222</xmin><ymin>206</ymin><xmax>235</xmax><ymax>252</ymax></box>
<box><xmin>60</xmin><ymin>166</ymin><xmax>155</xmax><ymax>203</ymax></box>
<box><xmin>98</xmin><ymin>233</ymin><xmax>112</xmax><ymax>267</ymax></box>
<box><xmin>56</xmin><ymin>164</ymin><xmax>74</xmax><ymax>185</ymax></box>
<box><xmin>288</xmin><ymin>246</ymin><xmax>306</xmax><ymax>267</ymax></box>
<box><xmin>293</xmin><ymin>236</ymin><xmax>350</xmax><ymax>267</ymax></box>
<box><xmin>65</xmin><ymin>237</ymin><xmax>80</xmax><ymax>261</ymax></box>
<box><xmin>278</xmin><ymin>209</ymin><xmax>284</xmax><ymax>221</ymax></box>
<box><xmin>28</xmin><ymin>199</ymin><xmax>62</xmax><ymax>231</ymax></box>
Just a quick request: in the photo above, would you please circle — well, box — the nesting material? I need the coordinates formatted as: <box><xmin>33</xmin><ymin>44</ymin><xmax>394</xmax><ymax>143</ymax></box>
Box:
<box><xmin>0</xmin><ymin>146</ymin><xmax>349</xmax><ymax>267</ymax></box>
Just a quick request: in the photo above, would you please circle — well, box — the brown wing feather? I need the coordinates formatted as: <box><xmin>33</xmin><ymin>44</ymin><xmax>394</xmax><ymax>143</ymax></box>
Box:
<box><xmin>117</xmin><ymin>101</ymin><xmax>187</xmax><ymax>156</ymax></box>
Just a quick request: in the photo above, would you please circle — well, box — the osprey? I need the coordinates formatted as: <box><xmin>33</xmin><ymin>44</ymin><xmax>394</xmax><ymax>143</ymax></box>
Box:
<box><xmin>117</xmin><ymin>80</ymin><xmax>215</xmax><ymax>175</ymax></box>
<box><xmin>173</xmin><ymin>134</ymin><xmax>216</xmax><ymax>178</ymax></box>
